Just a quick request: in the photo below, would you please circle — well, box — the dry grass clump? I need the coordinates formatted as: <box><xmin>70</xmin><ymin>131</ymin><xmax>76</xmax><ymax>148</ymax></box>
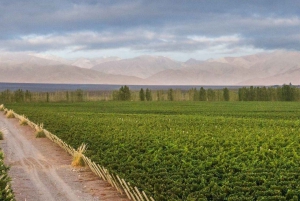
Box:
<box><xmin>0</xmin><ymin>131</ymin><xmax>3</xmax><ymax>140</ymax></box>
<box><xmin>35</xmin><ymin>123</ymin><xmax>46</xmax><ymax>138</ymax></box>
<box><xmin>0</xmin><ymin>104</ymin><xmax>4</xmax><ymax>111</ymax></box>
<box><xmin>19</xmin><ymin>115</ymin><xmax>28</xmax><ymax>126</ymax></box>
<box><xmin>72</xmin><ymin>143</ymin><xmax>87</xmax><ymax>167</ymax></box>
<box><xmin>6</xmin><ymin>110</ymin><xmax>14</xmax><ymax>118</ymax></box>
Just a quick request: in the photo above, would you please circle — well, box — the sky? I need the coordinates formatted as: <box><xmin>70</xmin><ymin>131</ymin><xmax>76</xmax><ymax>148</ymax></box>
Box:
<box><xmin>1</xmin><ymin>0</ymin><xmax>300</xmax><ymax>61</ymax></box>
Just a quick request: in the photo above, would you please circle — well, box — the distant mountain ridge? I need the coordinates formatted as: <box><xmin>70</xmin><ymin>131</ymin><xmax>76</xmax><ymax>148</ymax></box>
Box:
<box><xmin>91</xmin><ymin>55</ymin><xmax>182</xmax><ymax>79</ymax></box>
<box><xmin>0</xmin><ymin>54</ymin><xmax>145</xmax><ymax>84</ymax></box>
<box><xmin>0</xmin><ymin>51</ymin><xmax>300</xmax><ymax>85</ymax></box>
<box><xmin>144</xmin><ymin>51</ymin><xmax>300</xmax><ymax>85</ymax></box>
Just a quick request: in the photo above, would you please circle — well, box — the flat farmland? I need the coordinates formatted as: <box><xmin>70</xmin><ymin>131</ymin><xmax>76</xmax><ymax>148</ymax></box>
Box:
<box><xmin>6</xmin><ymin>101</ymin><xmax>300</xmax><ymax>201</ymax></box>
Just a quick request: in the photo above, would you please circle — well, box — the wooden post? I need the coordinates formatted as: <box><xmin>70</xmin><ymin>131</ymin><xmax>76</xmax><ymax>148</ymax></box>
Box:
<box><xmin>98</xmin><ymin>165</ymin><xmax>108</xmax><ymax>181</ymax></box>
<box><xmin>142</xmin><ymin>191</ymin><xmax>150</xmax><ymax>201</ymax></box>
<box><xmin>134</xmin><ymin>186</ymin><xmax>145</xmax><ymax>201</ymax></box>
<box><xmin>129</xmin><ymin>184</ymin><xmax>141</xmax><ymax>201</ymax></box>
<box><xmin>122</xmin><ymin>179</ymin><xmax>137</xmax><ymax>201</ymax></box>
<box><xmin>110</xmin><ymin>174</ymin><xmax>123</xmax><ymax>194</ymax></box>
<box><xmin>116</xmin><ymin>175</ymin><xmax>129</xmax><ymax>196</ymax></box>
<box><xmin>92</xmin><ymin>162</ymin><xmax>106</xmax><ymax>180</ymax></box>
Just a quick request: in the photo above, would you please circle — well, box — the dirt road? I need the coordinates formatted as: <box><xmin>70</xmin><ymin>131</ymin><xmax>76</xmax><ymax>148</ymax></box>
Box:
<box><xmin>0</xmin><ymin>113</ymin><xmax>128</xmax><ymax>201</ymax></box>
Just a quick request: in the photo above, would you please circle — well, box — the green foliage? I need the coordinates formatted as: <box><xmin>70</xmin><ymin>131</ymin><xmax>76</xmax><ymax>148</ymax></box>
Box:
<box><xmin>223</xmin><ymin>87</ymin><xmax>230</xmax><ymax>101</ymax></box>
<box><xmin>199</xmin><ymin>87</ymin><xmax>206</xmax><ymax>101</ymax></box>
<box><xmin>139</xmin><ymin>88</ymin><xmax>145</xmax><ymax>101</ymax></box>
<box><xmin>46</xmin><ymin>92</ymin><xmax>49</xmax><ymax>102</ymax></box>
<box><xmin>156</xmin><ymin>90</ymin><xmax>163</xmax><ymax>101</ymax></box>
<box><xmin>207</xmin><ymin>88</ymin><xmax>215</xmax><ymax>101</ymax></box>
<box><xmin>24</xmin><ymin>90</ymin><xmax>32</xmax><ymax>102</ymax></box>
<box><xmin>6</xmin><ymin>101</ymin><xmax>300</xmax><ymax>201</ymax></box>
<box><xmin>140</xmin><ymin>88</ymin><xmax>152</xmax><ymax>101</ymax></box>
<box><xmin>190</xmin><ymin>88</ymin><xmax>199</xmax><ymax>101</ymax></box>
<box><xmin>74</xmin><ymin>89</ymin><xmax>84</xmax><ymax>102</ymax></box>
<box><xmin>281</xmin><ymin>83</ymin><xmax>296</xmax><ymax>101</ymax></box>
<box><xmin>14</xmin><ymin>89</ymin><xmax>24</xmax><ymax>102</ymax></box>
<box><xmin>0</xmin><ymin>90</ymin><xmax>12</xmax><ymax>103</ymax></box>
<box><xmin>145</xmin><ymin>88</ymin><xmax>152</xmax><ymax>101</ymax></box>
<box><xmin>167</xmin><ymin>89</ymin><xmax>174</xmax><ymax>101</ymax></box>
<box><xmin>1</xmin><ymin>84</ymin><xmax>299</xmax><ymax>103</ymax></box>
<box><xmin>114</xmin><ymin>85</ymin><xmax>131</xmax><ymax>101</ymax></box>
<box><xmin>238</xmin><ymin>84</ymin><xmax>299</xmax><ymax>101</ymax></box>
<box><xmin>0</xmin><ymin>151</ymin><xmax>15</xmax><ymax>200</ymax></box>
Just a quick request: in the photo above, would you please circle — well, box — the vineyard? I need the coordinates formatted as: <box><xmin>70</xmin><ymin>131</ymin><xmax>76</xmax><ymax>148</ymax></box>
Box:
<box><xmin>5</xmin><ymin>101</ymin><xmax>300</xmax><ymax>201</ymax></box>
<box><xmin>0</xmin><ymin>150</ymin><xmax>14</xmax><ymax>201</ymax></box>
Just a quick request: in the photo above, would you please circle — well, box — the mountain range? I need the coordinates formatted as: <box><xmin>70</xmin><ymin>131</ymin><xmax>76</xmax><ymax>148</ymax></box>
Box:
<box><xmin>0</xmin><ymin>51</ymin><xmax>300</xmax><ymax>85</ymax></box>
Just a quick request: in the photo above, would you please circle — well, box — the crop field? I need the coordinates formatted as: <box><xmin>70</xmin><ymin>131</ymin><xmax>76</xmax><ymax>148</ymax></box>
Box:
<box><xmin>0</xmin><ymin>150</ymin><xmax>14</xmax><ymax>200</ymax></box>
<box><xmin>5</xmin><ymin>101</ymin><xmax>300</xmax><ymax>201</ymax></box>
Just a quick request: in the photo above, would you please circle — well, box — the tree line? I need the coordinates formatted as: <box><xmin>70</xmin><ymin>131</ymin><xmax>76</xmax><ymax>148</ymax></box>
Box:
<box><xmin>0</xmin><ymin>89</ymin><xmax>86</xmax><ymax>103</ymax></box>
<box><xmin>0</xmin><ymin>84</ymin><xmax>299</xmax><ymax>103</ymax></box>
<box><xmin>238</xmin><ymin>84</ymin><xmax>300</xmax><ymax>101</ymax></box>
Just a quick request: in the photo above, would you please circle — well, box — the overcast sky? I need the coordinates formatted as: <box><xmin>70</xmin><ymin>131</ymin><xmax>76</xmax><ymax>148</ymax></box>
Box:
<box><xmin>1</xmin><ymin>0</ymin><xmax>300</xmax><ymax>61</ymax></box>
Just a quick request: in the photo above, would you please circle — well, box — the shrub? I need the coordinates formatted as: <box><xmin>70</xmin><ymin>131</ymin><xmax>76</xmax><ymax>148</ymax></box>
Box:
<box><xmin>5</xmin><ymin>110</ymin><xmax>14</xmax><ymax>118</ymax></box>
<box><xmin>19</xmin><ymin>115</ymin><xmax>28</xmax><ymax>126</ymax></box>
<box><xmin>72</xmin><ymin>143</ymin><xmax>87</xmax><ymax>167</ymax></box>
<box><xmin>35</xmin><ymin>123</ymin><xmax>45</xmax><ymax>138</ymax></box>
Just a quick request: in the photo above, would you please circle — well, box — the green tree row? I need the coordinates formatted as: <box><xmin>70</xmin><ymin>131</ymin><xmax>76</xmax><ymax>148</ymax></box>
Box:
<box><xmin>0</xmin><ymin>89</ymin><xmax>87</xmax><ymax>103</ymax></box>
<box><xmin>238</xmin><ymin>84</ymin><xmax>300</xmax><ymax>101</ymax></box>
<box><xmin>1</xmin><ymin>84</ymin><xmax>299</xmax><ymax>103</ymax></box>
<box><xmin>112</xmin><ymin>85</ymin><xmax>131</xmax><ymax>101</ymax></box>
<box><xmin>186</xmin><ymin>87</ymin><xmax>230</xmax><ymax>101</ymax></box>
<box><xmin>139</xmin><ymin>88</ymin><xmax>152</xmax><ymax>101</ymax></box>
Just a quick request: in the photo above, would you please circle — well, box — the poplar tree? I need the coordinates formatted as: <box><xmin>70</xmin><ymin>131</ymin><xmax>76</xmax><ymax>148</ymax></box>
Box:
<box><xmin>223</xmin><ymin>87</ymin><xmax>230</xmax><ymax>101</ymax></box>
<box><xmin>118</xmin><ymin>85</ymin><xmax>131</xmax><ymax>101</ymax></box>
<box><xmin>139</xmin><ymin>88</ymin><xmax>145</xmax><ymax>101</ymax></box>
<box><xmin>167</xmin><ymin>89</ymin><xmax>174</xmax><ymax>101</ymax></box>
<box><xmin>146</xmin><ymin>88</ymin><xmax>152</xmax><ymax>101</ymax></box>
<box><xmin>199</xmin><ymin>87</ymin><xmax>206</xmax><ymax>101</ymax></box>
<box><xmin>207</xmin><ymin>88</ymin><xmax>215</xmax><ymax>101</ymax></box>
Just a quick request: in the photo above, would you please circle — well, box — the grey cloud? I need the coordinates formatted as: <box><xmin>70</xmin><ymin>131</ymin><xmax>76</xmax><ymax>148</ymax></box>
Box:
<box><xmin>0</xmin><ymin>30</ymin><xmax>244</xmax><ymax>53</ymax></box>
<box><xmin>1</xmin><ymin>0</ymin><xmax>300</xmax><ymax>54</ymax></box>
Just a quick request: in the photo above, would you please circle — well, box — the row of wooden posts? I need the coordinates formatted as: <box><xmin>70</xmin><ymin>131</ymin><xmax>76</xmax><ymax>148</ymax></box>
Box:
<box><xmin>4</xmin><ymin>107</ymin><xmax>155</xmax><ymax>201</ymax></box>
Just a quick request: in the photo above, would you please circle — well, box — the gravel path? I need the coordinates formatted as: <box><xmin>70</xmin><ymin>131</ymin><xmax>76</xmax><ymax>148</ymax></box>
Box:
<box><xmin>0</xmin><ymin>113</ymin><xmax>128</xmax><ymax>201</ymax></box>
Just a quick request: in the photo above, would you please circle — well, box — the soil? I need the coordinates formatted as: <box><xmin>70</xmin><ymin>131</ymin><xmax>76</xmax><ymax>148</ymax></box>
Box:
<box><xmin>0</xmin><ymin>113</ymin><xmax>129</xmax><ymax>201</ymax></box>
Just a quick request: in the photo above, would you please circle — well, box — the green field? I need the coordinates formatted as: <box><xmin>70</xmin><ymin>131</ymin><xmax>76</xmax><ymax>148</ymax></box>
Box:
<box><xmin>0</xmin><ymin>150</ymin><xmax>14</xmax><ymax>201</ymax></box>
<box><xmin>5</xmin><ymin>101</ymin><xmax>300</xmax><ymax>200</ymax></box>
